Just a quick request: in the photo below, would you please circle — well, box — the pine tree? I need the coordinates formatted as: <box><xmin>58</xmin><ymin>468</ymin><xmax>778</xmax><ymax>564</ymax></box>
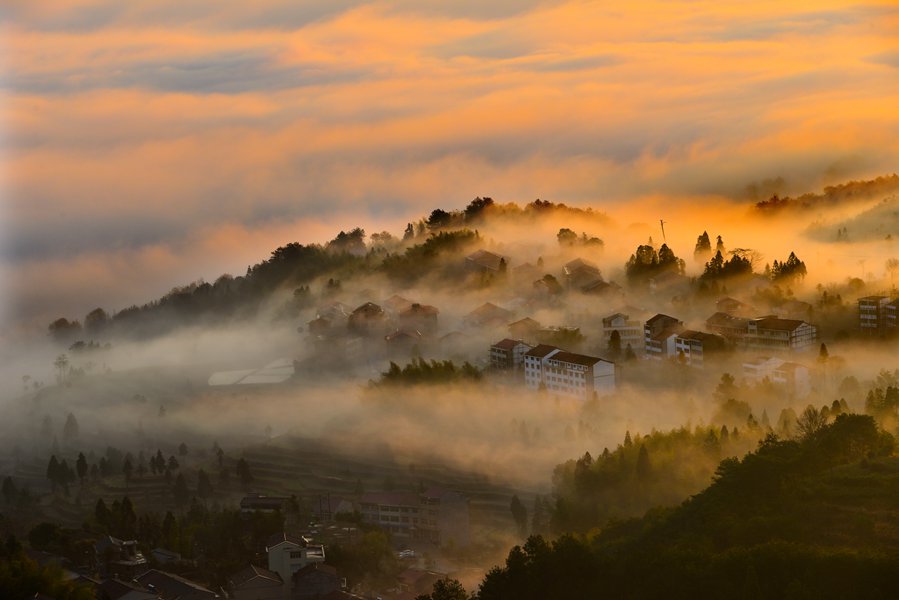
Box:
<box><xmin>197</xmin><ymin>469</ymin><xmax>213</xmax><ymax>500</ymax></box>
<box><xmin>46</xmin><ymin>456</ymin><xmax>61</xmax><ymax>492</ymax></box>
<box><xmin>636</xmin><ymin>444</ymin><xmax>651</xmax><ymax>480</ymax></box>
<box><xmin>607</xmin><ymin>330</ymin><xmax>622</xmax><ymax>359</ymax></box>
<box><xmin>62</xmin><ymin>413</ymin><xmax>79</xmax><ymax>442</ymax></box>
<box><xmin>172</xmin><ymin>474</ymin><xmax>190</xmax><ymax>508</ymax></box>
<box><xmin>76</xmin><ymin>452</ymin><xmax>88</xmax><ymax>484</ymax></box>
<box><xmin>95</xmin><ymin>498</ymin><xmax>110</xmax><ymax>527</ymax></box>
<box><xmin>123</xmin><ymin>458</ymin><xmax>133</xmax><ymax>484</ymax></box>
<box><xmin>510</xmin><ymin>495</ymin><xmax>528</xmax><ymax>536</ymax></box>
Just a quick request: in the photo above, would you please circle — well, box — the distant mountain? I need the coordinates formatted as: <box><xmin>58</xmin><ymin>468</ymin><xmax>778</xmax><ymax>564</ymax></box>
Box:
<box><xmin>806</xmin><ymin>195</ymin><xmax>899</xmax><ymax>243</ymax></box>
<box><xmin>755</xmin><ymin>174</ymin><xmax>899</xmax><ymax>214</ymax></box>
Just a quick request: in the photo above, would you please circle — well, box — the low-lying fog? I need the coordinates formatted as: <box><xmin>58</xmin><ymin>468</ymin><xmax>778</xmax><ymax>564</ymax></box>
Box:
<box><xmin>2</xmin><ymin>181</ymin><xmax>898</xmax><ymax>491</ymax></box>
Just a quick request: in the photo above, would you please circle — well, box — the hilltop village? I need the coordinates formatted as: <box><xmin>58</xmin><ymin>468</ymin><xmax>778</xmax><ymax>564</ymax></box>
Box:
<box><xmin>5</xmin><ymin>196</ymin><xmax>899</xmax><ymax>600</ymax></box>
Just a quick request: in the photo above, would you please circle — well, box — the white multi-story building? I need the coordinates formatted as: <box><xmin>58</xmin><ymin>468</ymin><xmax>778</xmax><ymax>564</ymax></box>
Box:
<box><xmin>602</xmin><ymin>312</ymin><xmax>644</xmax><ymax>352</ymax></box>
<box><xmin>524</xmin><ymin>344</ymin><xmax>616</xmax><ymax>400</ymax></box>
<box><xmin>858</xmin><ymin>295</ymin><xmax>898</xmax><ymax>335</ymax></box>
<box><xmin>644</xmin><ymin>314</ymin><xmax>684</xmax><ymax>360</ymax></box>
<box><xmin>745</xmin><ymin>317</ymin><xmax>817</xmax><ymax>351</ymax></box>
<box><xmin>359</xmin><ymin>488</ymin><xmax>470</xmax><ymax>547</ymax></box>
<box><xmin>743</xmin><ymin>356</ymin><xmax>811</xmax><ymax>397</ymax></box>
<box><xmin>707</xmin><ymin>313</ymin><xmax>817</xmax><ymax>352</ymax></box>
<box><xmin>266</xmin><ymin>533</ymin><xmax>325</xmax><ymax>586</ymax></box>
<box><xmin>673</xmin><ymin>330</ymin><xmax>727</xmax><ymax>367</ymax></box>
<box><xmin>489</xmin><ymin>338</ymin><xmax>533</xmax><ymax>370</ymax></box>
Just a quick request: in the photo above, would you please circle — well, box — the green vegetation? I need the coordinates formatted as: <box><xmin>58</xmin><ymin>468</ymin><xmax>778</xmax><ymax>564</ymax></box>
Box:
<box><xmin>374</xmin><ymin>358</ymin><xmax>482</xmax><ymax>387</ymax></box>
<box><xmin>549</xmin><ymin>425</ymin><xmax>760</xmax><ymax>533</ymax></box>
<box><xmin>767</xmin><ymin>252</ymin><xmax>808</xmax><ymax>282</ymax></box>
<box><xmin>556</xmin><ymin>228</ymin><xmax>603</xmax><ymax>248</ymax></box>
<box><xmin>754</xmin><ymin>174</ymin><xmax>899</xmax><ymax>213</ymax></box>
<box><xmin>381</xmin><ymin>229</ymin><xmax>480</xmax><ymax>283</ymax></box>
<box><xmin>624</xmin><ymin>243</ymin><xmax>685</xmax><ymax>286</ymax></box>
<box><xmin>700</xmin><ymin>250</ymin><xmax>752</xmax><ymax>282</ymax></box>
<box><xmin>0</xmin><ymin>535</ymin><xmax>93</xmax><ymax>600</ymax></box>
<box><xmin>478</xmin><ymin>415</ymin><xmax>898</xmax><ymax>599</ymax></box>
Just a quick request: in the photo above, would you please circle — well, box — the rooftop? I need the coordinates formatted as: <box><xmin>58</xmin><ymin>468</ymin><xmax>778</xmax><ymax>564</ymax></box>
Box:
<box><xmin>550</xmin><ymin>351</ymin><xmax>608</xmax><ymax>367</ymax></box>
<box><xmin>135</xmin><ymin>569</ymin><xmax>216</xmax><ymax>600</ymax></box>
<box><xmin>752</xmin><ymin>316</ymin><xmax>808</xmax><ymax>332</ymax></box>
<box><xmin>466</xmin><ymin>249</ymin><xmax>507</xmax><ymax>271</ymax></box>
<box><xmin>266</xmin><ymin>531</ymin><xmax>309</xmax><ymax>549</ymax></box>
<box><xmin>646</xmin><ymin>313</ymin><xmax>682</xmax><ymax>326</ymax></box>
<box><xmin>524</xmin><ymin>344</ymin><xmax>561</xmax><ymax>359</ymax></box>
<box><xmin>491</xmin><ymin>338</ymin><xmax>529</xmax><ymax>350</ymax></box>
<box><xmin>229</xmin><ymin>565</ymin><xmax>283</xmax><ymax>588</ymax></box>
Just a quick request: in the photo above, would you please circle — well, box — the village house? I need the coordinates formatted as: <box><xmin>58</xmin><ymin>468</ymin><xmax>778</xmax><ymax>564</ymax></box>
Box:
<box><xmin>644</xmin><ymin>314</ymin><xmax>684</xmax><ymax>360</ymax></box>
<box><xmin>465</xmin><ymin>249</ymin><xmax>508</xmax><ymax>273</ymax></box>
<box><xmin>716</xmin><ymin>296</ymin><xmax>754</xmax><ymax>316</ymax></box>
<box><xmin>348</xmin><ymin>302</ymin><xmax>388</xmax><ymax>337</ymax></box>
<box><xmin>563</xmin><ymin>258</ymin><xmax>602</xmax><ymax>290</ymax></box>
<box><xmin>463</xmin><ymin>302</ymin><xmax>514</xmax><ymax>328</ymax></box>
<box><xmin>94</xmin><ymin>535</ymin><xmax>148</xmax><ymax>578</ymax></box>
<box><xmin>316</xmin><ymin>302</ymin><xmax>351</xmax><ymax>324</ymax></box>
<box><xmin>706</xmin><ymin>312</ymin><xmax>750</xmax><ymax>338</ymax></box>
<box><xmin>398</xmin><ymin>303</ymin><xmax>439</xmax><ymax>335</ymax></box>
<box><xmin>227</xmin><ymin>565</ymin><xmax>285</xmax><ymax>600</ymax></box>
<box><xmin>673</xmin><ymin>330</ymin><xmax>728</xmax><ymax>367</ymax></box>
<box><xmin>706</xmin><ymin>313</ymin><xmax>817</xmax><ymax>351</ymax></box>
<box><xmin>293</xmin><ymin>563</ymin><xmax>342</xmax><ymax>599</ymax></box>
<box><xmin>511</xmin><ymin>262</ymin><xmax>542</xmax><ymax>284</ymax></box>
<box><xmin>96</xmin><ymin>577</ymin><xmax>158</xmax><ymax>600</ymax></box>
<box><xmin>135</xmin><ymin>570</ymin><xmax>218</xmax><ymax>600</ymax></box>
<box><xmin>581</xmin><ymin>279</ymin><xmax>624</xmax><ymax>298</ymax></box>
<box><xmin>524</xmin><ymin>345</ymin><xmax>616</xmax><ymax>400</ymax></box>
<box><xmin>489</xmin><ymin>338</ymin><xmax>533</xmax><ymax>370</ymax></box>
<box><xmin>266</xmin><ymin>533</ymin><xmax>326</xmax><ymax>587</ymax></box>
<box><xmin>602</xmin><ymin>312</ymin><xmax>644</xmax><ymax>353</ymax></box>
<box><xmin>384</xmin><ymin>329</ymin><xmax>424</xmax><ymax>355</ymax></box>
<box><xmin>507</xmin><ymin>317</ymin><xmax>542</xmax><ymax>342</ymax></box>
<box><xmin>383</xmin><ymin>294</ymin><xmax>414</xmax><ymax>316</ymax></box>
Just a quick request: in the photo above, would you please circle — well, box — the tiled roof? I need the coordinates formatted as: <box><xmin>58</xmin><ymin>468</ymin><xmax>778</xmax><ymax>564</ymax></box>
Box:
<box><xmin>524</xmin><ymin>344</ymin><xmax>561</xmax><ymax>358</ymax></box>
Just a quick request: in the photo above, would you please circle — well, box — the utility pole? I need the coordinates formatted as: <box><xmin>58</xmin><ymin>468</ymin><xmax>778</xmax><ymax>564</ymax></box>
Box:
<box><xmin>660</xmin><ymin>219</ymin><xmax>667</xmax><ymax>243</ymax></box>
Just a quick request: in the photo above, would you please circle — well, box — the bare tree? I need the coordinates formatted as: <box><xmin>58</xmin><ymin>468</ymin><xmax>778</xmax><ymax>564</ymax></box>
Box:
<box><xmin>795</xmin><ymin>405</ymin><xmax>828</xmax><ymax>440</ymax></box>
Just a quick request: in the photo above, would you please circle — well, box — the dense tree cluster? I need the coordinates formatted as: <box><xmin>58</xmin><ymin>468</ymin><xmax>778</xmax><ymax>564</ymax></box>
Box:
<box><xmin>700</xmin><ymin>250</ymin><xmax>753</xmax><ymax>281</ymax></box>
<box><xmin>693</xmin><ymin>230</ymin><xmax>712</xmax><ymax>261</ymax></box>
<box><xmin>624</xmin><ymin>243</ymin><xmax>685</xmax><ymax>285</ymax></box>
<box><xmin>381</xmin><ymin>230</ymin><xmax>480</xmax><ymax>282</ymax></box>
<box><xmin>478</xmin><ymin>415</ymin><xmax>897</xmax><ymax>600</ymax></box>
<box><xmin>767</xmin><ymin>251</ymin><xmax>808</xmax><ymax>282</ymax></box>
<box><xmin>0</xmin><ymin>535</ymin><xmax>93</xmax><ymax>600</ymax></box>
<box><xmin>556</xmin><ymin>228</ymin><xmax>603</xmax><ymax>248</ymax></box>
<box><xmin>375</xmin><ymin>359</ymin><xmax>482</xmax><ymax>386</ymax></box>
<box><xmin>549</xmin><ymin>424</ymin><xmax>759</xmax><ymax>533</ymax></box>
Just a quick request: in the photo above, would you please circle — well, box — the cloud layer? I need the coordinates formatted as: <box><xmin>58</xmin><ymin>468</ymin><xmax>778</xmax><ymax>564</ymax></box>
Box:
<box><xmin>2</xmin><ymin>0</ymin><xmax>899</xmax><ymax>327</ymax></box>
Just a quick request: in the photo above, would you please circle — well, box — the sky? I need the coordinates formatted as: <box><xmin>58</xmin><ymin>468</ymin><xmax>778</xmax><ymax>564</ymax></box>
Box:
<box><xmin>1</xmin><ymin>0</ymin><xmax>898</xmax><ymax>330</ymax></box>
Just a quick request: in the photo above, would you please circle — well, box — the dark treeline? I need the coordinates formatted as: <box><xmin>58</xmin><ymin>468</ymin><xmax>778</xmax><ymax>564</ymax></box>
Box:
<box><xmin>46</xmin><ymin>197</ymin><xmax>605</xmax><ymax>342</ymax></box>
<box><xmin>754</xmin><ymin>173</ymin><xmax>899</xmax><ymax>213</ymax></box>
<box><xmin>373</xmin><ymin>358</ymin><xmax>483</xmax><ymax>387</ymax></box>
<box><xmin>476</xmin><ymin>414</ymin><xmax>898</xmax><ymax>600</ymax></box>
<box><xmin>549</xmin><ymin>424</ymin><xmax>760</xmax><ymax>533</ymax></box>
